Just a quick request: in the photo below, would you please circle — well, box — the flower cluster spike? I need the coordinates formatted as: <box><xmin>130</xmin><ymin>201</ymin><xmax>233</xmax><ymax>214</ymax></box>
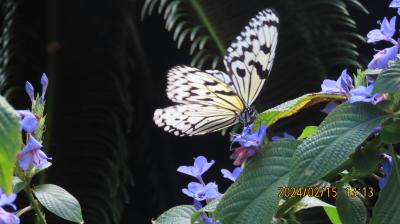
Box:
<box><xmin>17</xmin><ymin>74</ymin><xmax>51</xmax><ymax>171</ymax></box>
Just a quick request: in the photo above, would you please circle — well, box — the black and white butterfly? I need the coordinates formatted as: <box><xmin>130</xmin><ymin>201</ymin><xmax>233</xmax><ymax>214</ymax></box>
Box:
<box><xmin>154</xmin><ymin>9</ymin><xmax>279</xmax><ymax>136</ymax></box>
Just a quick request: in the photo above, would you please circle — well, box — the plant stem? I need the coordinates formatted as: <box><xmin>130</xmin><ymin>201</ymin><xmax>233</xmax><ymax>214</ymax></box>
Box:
<box><xmin>24</xmin><ymin>186</ymin><xmax>47</xmax><ymax>224</ymax></box>
<box><xmin>16</xmin><ymin>205</ymin><xmax>33</xmax><ymax>216</ymax></box>
<box><xmin>189</xmin><ymin>0</ymin><xmax>226</xmax><ymax>57</ymax></box>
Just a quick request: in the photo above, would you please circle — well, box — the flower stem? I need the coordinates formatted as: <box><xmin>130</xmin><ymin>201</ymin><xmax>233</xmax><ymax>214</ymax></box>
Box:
<box><xmin>16</xmin><ymin>205</ymin><xmax>33</xmax><ymax>217</ymax></box>
<box><xmin>24</xmin><ymin>186</ymin><xmax>47</xmax><ymax>224</ymax></box>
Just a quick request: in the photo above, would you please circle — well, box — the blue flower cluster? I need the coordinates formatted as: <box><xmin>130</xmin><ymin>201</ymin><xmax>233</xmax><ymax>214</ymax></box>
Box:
<box><xmin>17</xmin><ymin>74</ymin><xmax>51</xmax><ymax>171</ymax></box>
<box><xmin>177</xmin><ymin>156</ymin><xmax>243</xmax><ymax>223</ymax></box>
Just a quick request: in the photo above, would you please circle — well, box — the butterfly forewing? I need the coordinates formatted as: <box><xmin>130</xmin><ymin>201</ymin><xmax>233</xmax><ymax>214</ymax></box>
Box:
<box><xmin>223</xmin><ymin>9</ymin><xmax>279</xmax><ymax>106</ymax></box>
<box><xmin>153</xmin><ymin>104</ymin><xmax>239</xmax><ymax>136</ymax></box>
<box><xmin>166</xmin><ymin>65</ymin><xmax>244</xmax><ymax>112</ymax></box>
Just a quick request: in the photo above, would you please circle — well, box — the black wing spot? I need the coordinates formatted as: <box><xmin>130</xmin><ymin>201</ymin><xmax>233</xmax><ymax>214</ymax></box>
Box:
<box><xmin>236</xmin><ymin>68</ymin><xmax>246</xmax><ymax>77</ymax></box>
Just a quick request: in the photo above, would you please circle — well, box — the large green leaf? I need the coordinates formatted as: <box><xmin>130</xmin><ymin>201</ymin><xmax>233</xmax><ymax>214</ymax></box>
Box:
<box><xmin>380</xmin><ymin>120</ymin><xmax>400</xmax><ymax>144</ymax></box>
<box><xmin>289</xmin><ymin>103</ymin><xmax>388</xmax><ymax>187</ymax></box>
<box><xmin>214</xmin><ymin>140</ymin><xmax>300</xmax><ymax>224</ymax></box>
<box><xmin>0</xmin><ymin>96</ymin><xmax>21</xmax><ymax>194</ymax></box>
<box><xmin>33</xmin><ymin>184</ymin><xmax>84</xmax><ymax>223</ymax></box>
<box><xmin>154</xmin><ymin>205</ymin><xmax>197</xmax><ymax>224</ymax></box>
<box><xmin>373</xmin><ymin>61</ymin><xmax>400</xmax><ymax>93</ymax></box>
<box><xmin>324</xmin><ymin>207</ymin><xmax>342</xmax><ymax>224</ymax></box>
<box><xmin>336</xmin><ymin>187</ymin><xmax>367</xmax><ymax>224</ymax></box>
<box><xmin>370</xmin><ymin>157</ymin><xmax>400</xmax><ymax>224</ymax></box>
<box><xmin>256</xmin><ymin>93</ymin><xmax>346</xmax><ymax>127</ymax></box>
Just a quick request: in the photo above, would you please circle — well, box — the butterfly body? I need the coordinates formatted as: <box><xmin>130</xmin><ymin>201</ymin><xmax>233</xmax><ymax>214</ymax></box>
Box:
<box><xmin>154</xmin><ymin>9</ymin><xmax>279</xmax><ymax>136</ymax></box>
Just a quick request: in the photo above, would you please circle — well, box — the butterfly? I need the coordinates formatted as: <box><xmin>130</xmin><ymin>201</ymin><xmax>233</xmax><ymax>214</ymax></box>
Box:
<box><xmin>153</xmin><ymin>9</ymin><xmax>279</xmax><ymax>136</ymax></box>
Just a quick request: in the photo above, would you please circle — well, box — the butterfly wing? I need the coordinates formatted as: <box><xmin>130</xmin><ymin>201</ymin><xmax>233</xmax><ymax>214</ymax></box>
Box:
<box><xmin>166</xmin><ymin>65</ymin><xmax>244</xmax><ymax>111</ymax></box>
<box><xmin>154</xmin><ymin>65</ymin><xmax>244</xmax><ymax>136</ymax></box>
<box><xmin>224</xmin><ymin>9</ymin><xmax>279</xmax><ymax>106</ymax></box>
<box><xmin>154</xmin><ymin>104</ymin><xmax>239</xmax><ymax>136</ymax></box>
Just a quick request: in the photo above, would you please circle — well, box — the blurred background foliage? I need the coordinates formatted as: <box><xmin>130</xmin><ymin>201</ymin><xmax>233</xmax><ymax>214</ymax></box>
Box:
<box><xmin>0</xmin><ymin>0</ymin><xmax>392</xmax><ymax>223</ymax></box>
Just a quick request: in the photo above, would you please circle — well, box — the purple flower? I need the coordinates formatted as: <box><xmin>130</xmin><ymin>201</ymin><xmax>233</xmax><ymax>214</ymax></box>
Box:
<box><xmin>221</xmin><ymin>167</ymin><xmax>242</xmax><ymax>182</ymax></box>
<box><xmin>368</xmin><ymin>45</ymin><xmax>399</xmax><ymax>69</ymax></box>
<box><xmin>232</xmin><ymin>124</ymin><xmax>267</xmax><ymax>148</ymax></box>
<box><xmin>18</xmin><ymin>135</ymin><xmax>50</xmax><ymax>171</ymax></box>
<box><xmin>367</xmin><ymin>17</ymin><xmax>397</xmax><ymax>43</ymax></box>
<box><xmin>390</xmin><ymin>0</ymin><xmax>400</xmax><ymax>15</ymax></box>
<box><xmin>25</xmin><ymin>81</ymin><xmax>34</xmax><ymax>103</ymax></box>
<box><xmin>322</xmin><ymin>102</ymin><xmax>339</xmax><ymax>114</ymax></box>
<box><xmin>177</xmin><ymin>156</ymin><xmax>215</xmax><ymax>179</ymax></box>
<box><xmin>16</xmin><ymin>110</ymin><xmax>38</xmax><ymax>133</ymax></box>
<box><xmin>39</xmin><ymin>73</ymin><xmax>48</xmax><ymax>104</ymax></box>
<box><xmin>271</xmin><ymin>132</ymin><xmax>296</xmax><ymax>141</ymax></box>
<box><xmin>348</xmin><ymin>84</ymin><xmax>382</xmax><ymax>104</ymax></box>
<box><xmin>230</xmin><ymin>124</ymin><xmax>267</xmax><ymax>165</ymax></box>
<box><xmin>182</xmin><ymin>182</ymin><xmax>221</xmax><ymax>201</ymax></box>
<box><xmin>0</xmin><ymin>189</ymin><xmax>19</xmax><ymax>224</ymax></box>
<box><xmin>203</xmin><ymin>217</ymin><xmax>220</xmax><ymax>224</ymax></box>
<box><xmin>321</xmin><ymin>69</ymin><xmax>353</xmax><ymax>94</ymax></box>
<box><xmin>379</xmin><ymin>154</ymin><xmax>392</xmax><ymax>189</ymax></box>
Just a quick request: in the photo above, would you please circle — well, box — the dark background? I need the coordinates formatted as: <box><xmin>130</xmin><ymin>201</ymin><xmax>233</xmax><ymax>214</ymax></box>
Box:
<box><xmin>0</xmin><ymin>0</ymin><xmax>394</xmax><ymax>223</ymax></box>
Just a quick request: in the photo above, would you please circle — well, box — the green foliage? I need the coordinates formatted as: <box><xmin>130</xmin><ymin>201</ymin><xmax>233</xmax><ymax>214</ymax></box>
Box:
<box><xmin>33</xmin><ymin>184</ymin><xmax>84</xmax><ymax>223</ymax></box>
<box><xmin>215</xmin><ymin>140</ymin><xmax>299</xmax><ymax>224</ymax></box>
<box><xmin>142</xmin><ymin>0</ymin><xmax>223</xmax><ymax>68</ymax></box>
<box><xmin>289</xmin><ymin>103</ymin><xmax>388</xmax><ymax>187</ymax></box>
<box><xmin>380</xmin><ymin>120</ymin><xmax>400</xmax><ymax>144</ymax></box>
<box><xmin>0</xmin><ymin>96</ymin><xmax>22</xmax><ymax>194</ymax></box>
<box><xmin>336</xmin><ymin>187</ymin><xmax>368</xmax><ymax>224</ymax></box>
<box><xmin>350</xmin><ymin>143</ymin><xmax>381</xmax><ymax>177</ymax></box>
<box><xmin>256</xmin><ymin>93</ymin><xmax>346</xmax><ymax>127</ymax></box>
<box><xmin>324</xmin><ymin>207</ymin><xmax>342</xmax><ymax>224</ymax></box>
<box><xmin>373</xmin><ymin>60</ymin><xmax>400</xmax><ymax>94</ymax></box>
<box><xmin>370</xmin><ymin>157</ymin><xmax>400</xmax><ymax>224</ymax></box>
<box><xmin>297</xmin><ymin>126</ymin><xmax>318</xmax><ymax>140</ymax></box>
<box><xmin>154</xmin><ymin>205</ymin><xmax>197</xmax><ymax>224</ymax></box>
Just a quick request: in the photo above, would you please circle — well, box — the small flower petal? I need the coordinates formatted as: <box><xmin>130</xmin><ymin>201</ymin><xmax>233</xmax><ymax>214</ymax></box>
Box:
<box><xmin>322</xmin><ymin>102</ymin><xmax>338</xmax><ymax>114</ymax></box>
<box><xmin>221</xmin><ymin>167</ymin><xmax>242</xmax><ymax>182</ymax></box>
<box><xmin>379</xmin><ymin>154</ymin><xmax>392</xmax><ymax>189</ymax></box>
<box><xmin>40</xmin><ymin>73</ymin><xmax>48</xmax><ymax>104</ymax></box>
<box><xmin>16</xmin><ymin>110</ymin><xmax>38</xmax><ymax>133</ymax></box>
<box><xmin>25</xmin><ymin>81</ymin><xmax>34</xmax><ymax>103</ymax></box>
<box><xmin>390</xmin><ymin>0</ymin><xmax>400</xmax><ymax>8</ymax></box>
<box><xmin>368</xmin><ymin>45</ymin><xmax>399</xmax><ymax>69</ymax></box>
<box><xmin>271</xmin><ymin>132</ymin><xmax>296</xmax><ymax>141</ymax></box>
<box><xmin>177</xmin><ymin>156</ymin><xmax>215</xmax><ymax>178</ymax></box>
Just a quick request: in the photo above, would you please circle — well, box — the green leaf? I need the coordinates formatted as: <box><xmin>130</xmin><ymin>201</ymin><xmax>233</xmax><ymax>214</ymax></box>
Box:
<box><xmin>336</xmin><ymin>187</ymin><xmax>367</xmax><ymax>224</ymax></box>
<box><xmin>33</xmin><ymin>162</ymin><xmax>52</xmax><ymax>176</ymax></box>
<box><xmin>324</xmin><ymin>207</ymin><xmax>342</xmax><ymax>224</ymax></box>
<box><xmin>350</xmin><ymin>145</ymin><xmax>381</xmax><ymax>177</ymax></box>
<box><xmin>214</xmin><ymin>140</ymin><xmax>300</xmax><ymax>224</ymax></box>
<box><xmin>370</xmin><ymin>157</ymin><xmax>400</xmax><ymax>224</ymax></box>
<box><xmin>295</xmin><ymin>196</ymin><xmax>334</xmax><ymax>212</ymax></box>
<box><xmin>33</xmin><ymin>184</ymin><xmax>83</xmax><ymax>223</ymax></box>
<box><xmin>380</xmin><ymin>120</ymin><xmax>400</xmax><ymax>144</ymax></box>
<box><xmin>256</xmin><ymin>93</ymin><xmax>346</xmax><ymax>127</ymax></box>
<box><xmin>373</xmin><ymin>61</ymin><xmax>400</xmax><ymax>93</ymax></box>
<box><xmin>0</xmin><ymin>96</ymin><xmax>22</xmax><ymax>194</ymax></box>
<box><xmin>298</xmin><ymin>126</ymin><xmax>318</xmax><ymax>140</ymax></box>
<box><xmin>12</xmin><ymin>176</ymin><xmax>25</xmax><ymax>193</ymax></box>
<box><xmin>289</xmin><ymin>103</ymin><xmax>388</xmax><ymax>187</ymax></box>
<box><xmin>201</xmin><ymin>198</ymin><xmax>219</xmax><ymax>212</ymax></box>
<box><xmin>154</xmin><ymin>205</ymin><xmax>197</xmax><ymax>224</ymax></box>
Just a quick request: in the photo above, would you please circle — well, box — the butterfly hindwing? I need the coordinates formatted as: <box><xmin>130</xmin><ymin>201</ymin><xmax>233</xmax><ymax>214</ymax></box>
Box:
<box><xmin>224</xmin><ymin>9</ymin><xmax>279</xmax><ymax>106</ymax></box>
<box><xmin>153</xmin><ymin>104</ymin><xmax>239</xmax><ymax>136</ymax></box>
<box><xmin>166</xmin><ymin>65</ymin><xmax>244</xmax><ymax>112</ymax></box>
